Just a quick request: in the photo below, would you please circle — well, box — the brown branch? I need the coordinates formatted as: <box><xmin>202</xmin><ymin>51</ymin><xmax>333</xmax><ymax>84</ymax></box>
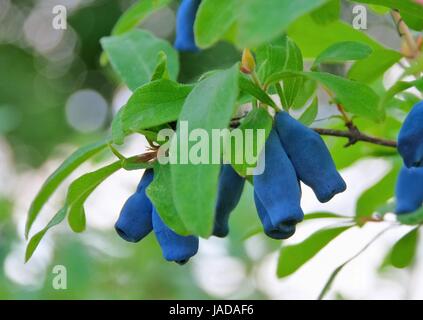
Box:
<box><xmin>314</xmin><ymin>128</ymin><xmax>397</xmax><ymax>148</ymax></box>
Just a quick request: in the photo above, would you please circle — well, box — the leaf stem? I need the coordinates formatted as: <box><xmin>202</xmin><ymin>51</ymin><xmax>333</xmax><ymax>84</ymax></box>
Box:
<box><xmin>318</xmin><ymin>225</ymin><xmax>394</xmax><ymax>300</ymax></box>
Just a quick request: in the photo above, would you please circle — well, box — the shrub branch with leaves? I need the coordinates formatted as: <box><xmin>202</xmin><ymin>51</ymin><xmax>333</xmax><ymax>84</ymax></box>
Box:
<box><xmin>26</xmin><ymin>0</ymin><xmax>423</xmax><ymax>299</ymax></box>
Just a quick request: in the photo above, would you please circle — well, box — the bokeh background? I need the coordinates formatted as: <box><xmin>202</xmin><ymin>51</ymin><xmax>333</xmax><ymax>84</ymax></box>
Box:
<box><xmin>1</xmin><ymin>0</ymin><xmax>423</xmax><ymax>299</ymax></box>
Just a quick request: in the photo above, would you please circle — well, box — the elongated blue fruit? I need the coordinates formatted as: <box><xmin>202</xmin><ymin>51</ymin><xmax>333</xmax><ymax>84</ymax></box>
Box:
<box><xmin>213</xmin><ymin>165</ymin><xmax>245</xmax><ymax>237</ymax></box>
<box><xmin>254</xmin><ymin>192</ymin><xmax>296</xmax><ymax>239</ymax></box>
<box><xmin>152</xmin><ymin>207</ymin><xmax>199</xmax><ymax>264</ymax></box>
<box><xmin>254</xmin><ymin>129</ymin><xmax>304</xmax><ymax>234</ymax></box>
<box><xmin>275</xmin><ymin>112</ymin><xmax>346</xmax><ymax>203</ymax></box>
<box><xmin>395</xmin><ymin>166</ymin><xmax>423</xmax><ymax>214</ymax></box>
<box><xmin>115</xmin><ymin>169</ymin><xmax>154</xmax><ymax>243</ymax></box>
<box><xmin>398</xmin><ymin>101</ymin><xmax>423</xmax><ymax>168</ymax></box>
<box><xmin>174</xmin><ymin>0</ymin><xmax>201</xmax><ymax>52</ymax></box>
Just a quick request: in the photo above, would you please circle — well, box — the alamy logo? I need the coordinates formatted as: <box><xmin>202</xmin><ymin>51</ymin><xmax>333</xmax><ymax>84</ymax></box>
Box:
<box><xmin>52</xmin><ymin>265</ymin><xmax>67</xmax><ymax>290</ymax></box>
<box><xmin>352</xmin><ymin>5</ymin><xmax>367</xmax><ymax>30</ymax></box>
<box><xmin>156</xmin><ymin>121</ymin><xmax>266</xmax><ymax>175</ymax></box>
<box><xmin>52</xmin><ymin>5</ymin><xmax>67</xmax><ymax>30</ymax></box>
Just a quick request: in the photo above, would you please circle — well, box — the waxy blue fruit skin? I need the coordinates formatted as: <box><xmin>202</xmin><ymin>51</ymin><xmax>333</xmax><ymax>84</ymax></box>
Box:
<box><xmin>174</xmin><ymin>0</ymin><xmax>201</xmax><ymax>52</ymax></box>
<box><xmin>254</xmin><ymin>129</ymin><xmax>304</xmax><ymax>233</ymax></box>
<box><xmin>254</xmin><ymin>192</ymin><xmax>296</xmax><ymax>239</ymax></box>
<box><xmin>398</xmin><ymin>101</ymin><xmax>423</xmax><ymax>168</ymax></box>
<box><xmin>115</xmin><ymin>169</ymin><xmax>154</xmax><ymax>243</ymax></box>
<box><xmin>275</xmin><ymin>112</ymin><xmax>347</xmax><ymax>203</ymax></box>
<box><xmin>395</xmin><ymin>166</ymin><xmax>423</xmax><ymax>214</ymax></box>
<box><xmin>213</xmin><ymin>165</ymin><xmax>245</xmax><ymax>237</ymax></box>
<box><xmin>152</xmin><ymin>207</ymin><xmax>199</xmax><ymax>264</ymax></box>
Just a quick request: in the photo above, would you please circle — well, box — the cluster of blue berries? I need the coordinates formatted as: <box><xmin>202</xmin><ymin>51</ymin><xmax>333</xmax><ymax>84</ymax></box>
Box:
<box><xmin>115</xmin><ymin>169</ymin><xmax>199</xmax><ymax>264</ymax></box>
<box><xmin>254</xmin><ymin>113</ymin><xmax>346</xmax><ymax>239</ymax></box>
<box><xmin>115</xmin><ymin>112</ymin><xmax>347</xmax><ymax>264</ymax></box>
<box><xmin>396</xmin><ymin>101</ymin><xmax>423</xmax><ymax>215</ymax></box>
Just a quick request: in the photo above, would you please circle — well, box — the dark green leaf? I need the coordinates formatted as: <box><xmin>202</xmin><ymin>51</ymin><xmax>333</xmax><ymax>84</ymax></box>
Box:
<box><xmin>237</xmin><ymin>0</ymin><xmax>331</xmax><ymax>48</ymax></box>
<box><xmin>194</xmin><ymin>0</ymin><xmax>237</xmax><ymax>48</ymax></box>
<box><xmin>25</xmin><ymin>140</ymin><xmax>108</xmax><ymax>238</ymax></box>
<box><xmin>101</xmin><ymin>29</ymin><xmax>179</xmax><ymax>91</ymax></box>
<box><xmin>277</xmin><ymin>225</ymin><xmax>352</xmax><ymax>278</ymax></box>
<box><xmin>239</xmin><ymin>75</ymin><xmax>277</xmax><ymax>109</ymax></box>
<box><xmin>228</xmin><ymin>107</ymin><xmax>273</xmax><ymax>177</ymax></box>
<box><xmin>121</xmin><ymin>79</ymin><xmax>193</xmax><ymax>133</ymax></box>
<box><xmin>147</xmin><ymin>163</ymin><xmax>189</xmax><ymax>235</ymax></box>
<box><xmin>171</xmin><ymin>65</ymin><xmax>239</xmax><ymax>237</ymax></box>
<box><xmin>310</xmin><ymin>0</ymin><xmax>340</xmax><ymax>25</ymax></box>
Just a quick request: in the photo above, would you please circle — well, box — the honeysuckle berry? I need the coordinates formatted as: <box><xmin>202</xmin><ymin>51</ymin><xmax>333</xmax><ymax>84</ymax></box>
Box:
<box><xmin>213</xmin><ymin>164</ymin><xmax>245</xmax><ymax>238</ymax></box>
<box><xmin>395</xmin><ymin>166</ymin><xmax>423</xmax><ymax>214</ymax></box>
<box><xmin>152</xmin><ymin>207</ymin><xmax>199</xmax><ymax>265</ymax></box>
<box><xmin>275</xmin><ymin>112</ymin><xmax>346</xmax><ymax>203</ymax></box>
<box><xmin>115</xmin><ymin>169</ymin><xmax>154</xmax><ymax>243</ymax></box>
<box><xmin>174</xmin><ymin>0</ymin><xmax>201</xmax><ymax>52</ymax></box>
<box><xmin>254</xmin><ymin>129</ymin><xmax>304</xmax><ymax>235</ymax></box>
<box><xmin>254</xmin><ymin>192</ymin><xmax>297</xmax><ymax>239</ymax></box>
<box><xmin>398</xmin><ymin>101</ymin><xmax>423</xmax><ymax>168</ymax></box>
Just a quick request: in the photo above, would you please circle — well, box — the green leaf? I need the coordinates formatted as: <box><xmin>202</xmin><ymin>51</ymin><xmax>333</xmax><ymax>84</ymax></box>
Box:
<box><xmin>147</xmin><ymin>163</ymin><xmax>189</xmax><ymax>236</ymax></box>
<box><xmin>288</xmin><ymin>15</ymin><xmax>383</xmax><ymax>58</ymax></box>
<box><xmin>121</xmin><ymin>79</ymin><xmax>193</xmax><ymax>133</ymax></box>
<box><xmin>305</xmin><ymin>72</ymin><xmax>382</xmax><ymax>122</ymax></box>
<box><xmin>389</xmin><ymin>228</ymin><xmax>419</xmax><ymax>269</ymax></box>
<box><xmin>194</xmin><ymin>0</ymin><xmax>237</xmax><ymax>48</ymax></box>
<box><xmin>291</xmin><ymin>78</ymin><xmax>317</xmax><ymax>109</ymax></box>
<box><xmin>236</xmin><ymin>0</ymin><xmax>331</xmax><ymax>48</ymax></box>
<box><xmin>277</xmin><ymin>225</ymin><xmax>352</xmax><ymax>278</ymax></box>
<box><xmin>314</xmin><ymin>41</ymin><xmax>373</xmax><ymax>66</ymax></box>
<box><xmin>101</xmin><ymin>29</ymin><xmax>179</xmax><ymax>91</ymax></box>
<box><xmin>25</xmin><ymin>140</ymin><xmax>108</xmax><ymax>238</ymax></box>
<box><xmin>348</xmin><ymin>48</ymin><xmax>401</xmax><ymax>84</ymax></box>
<box><xmin>150</xmin><ymin>51</ymin><xmax>170</xmax><ymax>81</ymax></box>
<box><xmin>239</xmin><ymin>75</ymin><xmax>277</xmax><ymax>109</ymax></box>
<box><xmin>397</xmin><ymin>207</ymin><xmax>423</xmax><ymax>226</ymax></box>
<box><xmin>171</xmin><ymin>65</ymin><xmax>239</xmax><ymax>237</ymax></box>
<box><xmin>310</xmin><ymin>0</ymin><xmax>340</xmax><ymax>25</ymax></box>
<box><xmin>112</xmin><ymin>0</ymin><xmax>172</xmax><ymax>35</ymax></box>
<box><xmin>380</xmin><ymin>78</ymin><xmax>423</xmax><ymax>109</ymax></box>
<box><xmin>280</xmin><ymin>39</ymin><xmax>304</xmax><ymax>108</ymax></box>
<box><xmin>304</xmin><ymin>212</ymin><xmax>350</xmax><ymax>220</ymax></box>
<box><xmin>257</xmin><ymin>40</ymin><xmax>289</xmax><ymax>84</ymax></box>
<box><xmin>228</xmin><ymin>107</ymin><xmax>273</xmax><ymax>177</ymax></box>
<box><xmin>355</xmin><ymin>161</ymin><xmax>401</xmax><ymax>223</ymax></box>
<box><xmin>66</xmin><ymin>161</ymin><xmax>123</xmax><ymax>233</ymax></box>
<box><xmin>122</xmin><ymin>156</ymin><xmax>155</xmax><ymax>171</ymax></box>
<box><xmin>25</xmin><ymin>206</ymin><xmax>68</xmax><ymax>262</ymax></box>
<box><xmin>298</xmin><ymin>97</ymin><xmax>318</xmax><ymax>126</ymax></box>
<box><xmin>111</xmin><ymin>107</ymin><xmax>127</xmax><ymax>145</ymax></box>
<box><xmin>67</xmin><ymin>201</ymin><xmax>86</xmax><ymax>233</ymax></box>
<box><xmin>353</xmin><ymin>0</ymin><xmax>423</xmax><ymax>20</ymax></box>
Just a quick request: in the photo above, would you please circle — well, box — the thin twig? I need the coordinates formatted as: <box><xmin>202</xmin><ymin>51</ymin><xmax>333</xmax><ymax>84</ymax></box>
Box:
<box><xmin>314</xmin><ymin>128</ymin><xmax>398</xmax><ymax>148</ymax></box>
<box><xmin>391</xmin><ymin>10</ymin><xmax>420</xmax><ymax>59</ymax></box>
<box><xmin>318</xmin><ymin>226</ymin><xmax>395</xmax><ymax>300</ymax></box>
